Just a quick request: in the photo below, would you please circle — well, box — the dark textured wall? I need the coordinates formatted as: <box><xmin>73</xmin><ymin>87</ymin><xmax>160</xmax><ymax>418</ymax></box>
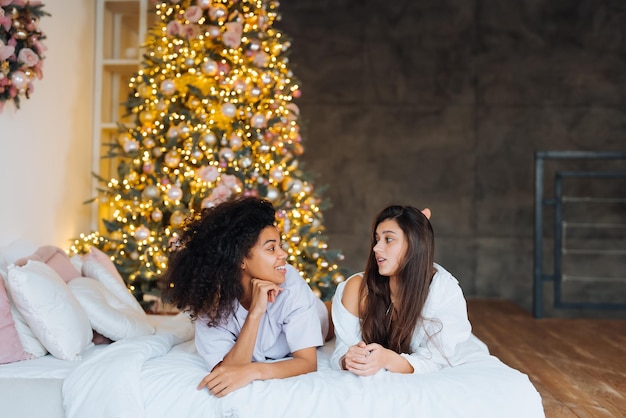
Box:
<box><xmin>277</xmin><ymin>0</ymin><xmax>626</xmax><ymax>315</ymax></box>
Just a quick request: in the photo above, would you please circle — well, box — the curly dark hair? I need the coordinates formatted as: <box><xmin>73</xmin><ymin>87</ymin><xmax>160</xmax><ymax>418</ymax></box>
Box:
<box><xmin>161</xmin><ymin>196</ymin><xmax>276</xmax><ymax>325</ymax></box>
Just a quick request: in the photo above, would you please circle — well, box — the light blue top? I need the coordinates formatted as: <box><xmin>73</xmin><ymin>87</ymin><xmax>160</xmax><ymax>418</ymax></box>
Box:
<box><xmin>195</xmin><ymin>264</ymin><xmax>325</xmax><ymax>370</ymax></box>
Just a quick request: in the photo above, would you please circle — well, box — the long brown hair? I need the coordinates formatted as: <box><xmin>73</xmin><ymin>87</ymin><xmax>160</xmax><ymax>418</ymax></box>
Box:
<box><xmin>359</xmin><ymin>205</ymin><xmax>435</xmax><ymax>354</ymax></box>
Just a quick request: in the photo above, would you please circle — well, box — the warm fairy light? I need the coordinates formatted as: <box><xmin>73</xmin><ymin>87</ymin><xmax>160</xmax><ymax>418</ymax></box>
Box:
<box><xmin>70</xmin><ymin>0</ymin><xmax>344</xmax><ymax>303</ymax></box>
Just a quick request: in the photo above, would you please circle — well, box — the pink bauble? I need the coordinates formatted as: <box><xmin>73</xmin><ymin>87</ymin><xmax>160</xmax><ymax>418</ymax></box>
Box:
<box><xmin>135</xmin><ymin>226</ymin><xmax>151</xmax><ymax>241</ymax></box>
<box><xmin>167</xmin><ymin>185</ymin><xmax>183</xmax><ymax>201</ymax></box>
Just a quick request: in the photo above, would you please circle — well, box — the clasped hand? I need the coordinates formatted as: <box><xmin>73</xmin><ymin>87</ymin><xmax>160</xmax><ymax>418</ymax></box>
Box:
<box><xmin>343</xmin><ymin>341</ymin><xmax>389</xmax><ymax>376</ymax></box>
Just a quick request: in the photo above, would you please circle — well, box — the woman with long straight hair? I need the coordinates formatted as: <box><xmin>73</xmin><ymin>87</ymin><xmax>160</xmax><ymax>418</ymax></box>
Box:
<box><xmin>331</xmin><ymin>205</ymin><xmax>480</xmax><ymax>375</ymax></box>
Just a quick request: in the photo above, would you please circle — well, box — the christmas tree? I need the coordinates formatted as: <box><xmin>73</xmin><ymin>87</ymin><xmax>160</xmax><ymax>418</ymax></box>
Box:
<box><xmin>71</xmin><ymin>0</ymin><xmax>344</xmax><ymax>305</ymax></box>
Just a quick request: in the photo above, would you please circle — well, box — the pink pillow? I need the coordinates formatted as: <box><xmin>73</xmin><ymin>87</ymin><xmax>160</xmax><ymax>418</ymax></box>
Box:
<box><xmin>0</xmin><ymin>274</ymin><xmax>34</xmax><ymax>364</ymax></box>
<box><xmin>16</xmin><ymin>246</ymin><xmax>81</xmax><ymax>283</ymax></box>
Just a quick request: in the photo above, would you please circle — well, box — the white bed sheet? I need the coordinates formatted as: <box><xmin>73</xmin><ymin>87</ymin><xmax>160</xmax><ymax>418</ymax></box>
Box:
<box><xmin>0</xmin><ymin>319</ymin><xmax>544</xmax><ymax>418</ymax></box>
<box><xmin>0</xmin><ymin>345</ymin><xmax>108</xmax><ymax>418</ymax></box>
<box><xmin>0</xmin><ymin>344</ymin><xmax>108</xmax><ymax>379</ymax></box>
<box><xmin>139</xmin><ymin>337</ymin><xmax>544</xmax><ymax>418</ymax></box>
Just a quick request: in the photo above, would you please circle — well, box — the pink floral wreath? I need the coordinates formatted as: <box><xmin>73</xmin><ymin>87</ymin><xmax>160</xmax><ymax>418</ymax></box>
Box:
<box><xmin>0</xmin><ymin>0</ymin><xmax>49</xmax><ymax>112</ymax></box>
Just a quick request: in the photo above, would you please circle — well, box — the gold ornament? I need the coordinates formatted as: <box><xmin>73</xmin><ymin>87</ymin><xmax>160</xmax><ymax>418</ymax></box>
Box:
<box><xmin>143</xmin><ymin>137</ymin><xmax>156</xmax><ymax>148</ymax></box>
<box><xmin>139</xmin><ymin>110</ymin><xmax>156</xmax><ymax>126</ymax></box>
<box><xmin>208</xmin><ymin>4</ymin><xmax>228</xmax><ymax>23</ymax></box>
<box><xmin>142</xmin><ymin>185</ymin><xmax>161</xmax><ymax>200</ymax></box>
<box><xmin>164</xmin><ymin>150</ymin><xmax>181</xmax><ymax>168</ymax></box>
<box><xmin>110</xmin><ymin>231</ymin><xmax>123</xmax><ymax>241</ymax></box>
<box><xmin>138</xmin><ymin>84</ymin><xmax>152</xmax><ymax>98</ymax></box>
<box><xmin>170</xmin><ymin>210</ymin><xmax>186</xmax><ymax>228</ymax></box>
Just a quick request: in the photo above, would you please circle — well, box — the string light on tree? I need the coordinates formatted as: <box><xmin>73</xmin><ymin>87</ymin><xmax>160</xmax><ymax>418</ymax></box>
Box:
<box><xmin>70</xmin><ymin>0</ymin><xmax>344</xmax><ymax>306</ymax></box>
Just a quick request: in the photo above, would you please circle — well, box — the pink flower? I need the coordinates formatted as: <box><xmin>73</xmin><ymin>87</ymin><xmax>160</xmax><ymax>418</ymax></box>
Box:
<box><xmin>220</xmin><ymin>174</ymin><xmax>241</xmax><ymax>189</ymax></box>
<box><xmin>252</xmin><ymin>51</ymin><xmax>268</xmax><ymax>67</ymax></box>
<box><xmin>209</xmin><ymin>184</ymin><xmax>232</xmax><ymax>202</ymax></box>
<box><xmin>286</xmin><ymin>103</ymin><xmax>300</xmax><ymax>121</ymax></box>
<box><xmin>196</xmin><ymin>165</ymin><xmax>219</xmax><ymax>182</ymax></box>
<box><xmin>166</xmin><ymin>20</ymin><xmax>182</xmax><ymax>37</ymax></box>
<box><xmin>0</xmin><ymin>44</ymin><xmax>14</xmax><ymax>61</ymax></box>
<box><xmin>222</xmin><ymin>22</ymin><xmax>243</xmax><ymax>49</ymax></box>
<box><xmin>243</xmin><ymin>188</ymin><xmax>259</xmax><ymax>197</ymax></box>
<box><xmin>34</xmin><ymin>40</ymin><xmax>48</xmax><ymax>54</ymax></box>
<box><xmin>182</xmin><ymin>23</ymin><xmax>200</xmax><ymax>39</ymax></box>
<box><xmin>0</xmin><ymin>1</ymin><xmax>48</xmax><ymax>110</ymax></box>
<box><xmin>184</xmin><ymin>6</ymin><xmax>202</xmax><ymax>23</ymax></box>
<box><xmin>33</xmin><ymin>60</ymin><xmax>43</xmax><ymax>79</ymax></box>
<box><xmin>0</xmin><ymin>16</ymin><xmax>11</xmax><ymax>32</ymax></box>
<box><xmin>17</xmin><ymin>48</ymin><xmax>39</xmax><ymax>67</ymax></box>
<box><xmin>25</xmin><ymin>19</ymin><xmax>39</xmax><ymax>31</ymax></box>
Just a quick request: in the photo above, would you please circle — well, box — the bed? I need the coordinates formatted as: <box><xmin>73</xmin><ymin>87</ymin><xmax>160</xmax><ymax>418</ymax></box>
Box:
<box><xmin>0</xmin><ymin>240</ymin><xmax>545</xmax><ymax>418</ymax></box>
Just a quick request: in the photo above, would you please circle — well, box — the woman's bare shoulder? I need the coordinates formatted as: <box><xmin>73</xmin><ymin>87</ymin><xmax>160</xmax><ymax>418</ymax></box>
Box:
<box><xmin>341</xmin><ymin>273</ymin><xmax>364</xmax><ymax>317</ymax></box>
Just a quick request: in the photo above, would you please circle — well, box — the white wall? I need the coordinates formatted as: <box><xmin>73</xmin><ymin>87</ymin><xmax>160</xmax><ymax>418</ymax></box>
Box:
<box><xmin>0</xmin><ymin>0</ymin><xmax>95</xmax><ymax>248</ymax></box>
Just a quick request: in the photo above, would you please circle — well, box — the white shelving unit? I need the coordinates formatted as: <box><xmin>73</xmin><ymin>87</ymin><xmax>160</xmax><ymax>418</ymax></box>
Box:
<box><xmin>92</xmin><ymin>0</ymin><xmax>152</xmax><ymax>227</ymax></box>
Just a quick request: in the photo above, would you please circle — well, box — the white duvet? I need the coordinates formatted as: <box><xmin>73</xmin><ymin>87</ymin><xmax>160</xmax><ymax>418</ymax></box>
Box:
<box><xmin>57</xmin><ymin>314</ymin><xmax>544</xmax><ymax>418</ymax></box>
<box><xmin>0</xmin><ymin>314</ymin><xmax>544</xmax><ymax>418</ymax></box>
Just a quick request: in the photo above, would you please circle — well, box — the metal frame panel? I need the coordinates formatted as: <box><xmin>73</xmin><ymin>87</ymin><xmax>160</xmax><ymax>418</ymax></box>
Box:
<box><xmin>533</xmin><ymin>151</ymin><xmax>626</xmax><ymax>318</ymax></box>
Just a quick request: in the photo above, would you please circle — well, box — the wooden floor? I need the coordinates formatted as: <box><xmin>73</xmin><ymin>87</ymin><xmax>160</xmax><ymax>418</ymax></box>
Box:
<box><xmin>467</xmin><ymin>300</ymin><xmax>626</xmax><ymax>418</ymax></box>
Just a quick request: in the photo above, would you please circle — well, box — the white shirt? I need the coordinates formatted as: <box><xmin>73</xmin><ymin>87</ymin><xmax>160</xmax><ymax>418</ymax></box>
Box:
<box><xmin>331</xmin><ymin>263</ymin><xmax>482</xmax><ymax>374</ymax></box>
<box><xmin>195</xmin><ymin>264</ymin><xmax>325</xmax><ymax>370</ymax></box>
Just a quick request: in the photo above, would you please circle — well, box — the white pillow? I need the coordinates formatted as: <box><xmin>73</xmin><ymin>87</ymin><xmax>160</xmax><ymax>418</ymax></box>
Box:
<box><xmin>9</xmin><ymin>303</ymin><xmax>48</xmax><ymax>358</ymax></box>
<box><xmin>0</xmin><ymin>268</ymin><xmax>47</xmax><ymax>358</ymax></box>
<box><xmin>0</xmin><ymin>271</ymin><xmax>48</xmax><ymax>357</ymax></box>
<box><xmin>7</xmin><ymin>261</ymin><xmax>93</xmax><ymax>360</ymax></box>
<box><xmin>69</xmin><ymin>277</ymin><xmax>154</xmax><ymax>341</ymax></box>
<box><xmin>81</xmin><ymin>259</ymin><xmax>144</xmax><ymax>314</ymax></box>
<box><xmin>69</xmin><ymin>254</ymin><xmax>83</xmax><ymax>274</ymax></box>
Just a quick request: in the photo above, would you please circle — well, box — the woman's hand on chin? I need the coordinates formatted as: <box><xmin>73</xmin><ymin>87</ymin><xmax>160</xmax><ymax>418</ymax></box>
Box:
<box><xmin>248</xmin><ymin>278</ymin><xmax>283</xmax><ymax>316</ymax></box>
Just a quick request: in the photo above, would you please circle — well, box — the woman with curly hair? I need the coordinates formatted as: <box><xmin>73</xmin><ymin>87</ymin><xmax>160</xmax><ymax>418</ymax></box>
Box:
<box><xmin>162</xmin><ymin>197</ymin><xmax>328</xmax><ymax>397</ymax></box>
<box><xmin>331</xmin><ymin>204</ymin><xmax>482</xmax><ymax>375</ymax></box>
